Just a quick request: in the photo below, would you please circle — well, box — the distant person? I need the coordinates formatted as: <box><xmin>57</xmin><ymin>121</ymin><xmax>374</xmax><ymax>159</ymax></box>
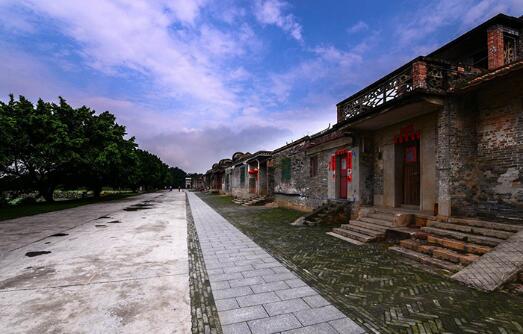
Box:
<box><xmin>169</xmin><ymin>186</ymin><xmax>172</xmax><ymax>192</ymax></box>
<box><xmin>178</xmin><ymin>186</ymin><xmax>181</xmax><ymax>192</ymax></box>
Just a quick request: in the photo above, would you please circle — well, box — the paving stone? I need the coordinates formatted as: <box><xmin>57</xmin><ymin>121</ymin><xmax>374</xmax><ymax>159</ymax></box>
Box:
<box><xmin>214</xmin><ymin>286</ymin><xmax>253</xmax><ymax>300</ymax></box>
<box><xmin>283</xmin><ymin>323</ymin><xmax>338</xmax><ymax>334</ymax></box>
<box><xmin>285</xmin><ymin>279</ymin><xmax>307</xmax><ymax>288</ymax></box>
<box><xmin>211</xmin><ymin>272</ymin><xmax>245</xmax><ymax>282</ymax></box>
<box><xmin>276</xmin><ymin>286</ymin><xmax>317</xmax><ymax>300</ymax></box>
<box><xmin>248</xmin><ymin>314</ymin><xmax>303</xmax><ymax>334</ymax></box>
<box><xmin>253</xmin><ymin>261</ymin><xmax>282</xmax><ymax>270</ymax></box>
<box><xmin>216</xmin><ymin>298</ymin><xmax>240</xmax><ymax>311</ymax></box>
<box><xmin>263</xmin><ymin>272</ymin><xmax>297</xmax><ymax>282</ymax></box>
<box><xmin>264</xmin><ymin>298</ymin><xmax>311</xmax><ymax>316</ymax></box>
<box><xmin>236</xmin><ymin>292</ymin><xmax>281</xmax><ymax>307</ymax></box>
<box><xmin>242</xmin><ymin>268</ymin><xmax>277</xmax><ymax>278</ymax></box>
<box><xmin>329</xmin><ymin>318</ymin><xmax>366</xmax><ymax>334</ymax></box>
<box><xmin>295</xmin><ymin>306</ymin><xmax>345</xmax><ymax>326</ymax></box>
<box><xmin>251</xmin><ymin>281</ymin><xmax>290</xmax><ymax>294</ymax></box>
<box><xmin>222</xmin><ymin>322</ymin><xmax>251</xmax><ymax>334</ymax></box>
<box><xmin>302</xmin><ymin>295</ymin><xmax>330</xmax><ymax>308</ymax></box>
<box><xmin>219</xmin><ymin>305</ymin><xmax>268</xmax><ymax>325</ymax></box>
<box><xmin>272</xmin><ymin>266</ymin><xmax>292</xmax><ymax>274</ymax></box>
<box><xmin>229</xmin><ymin>277</ymin><xmax>265</xmax><ymax>288</ymax></box>
<box><xmin>211</xmin><ymin>280</ymin><xmax>231</xmax><ymax>290</ymax></box>
<box><xmin>224</xmin><ymin>265</ymin><xmax>255</xmax><ymax>273</ymax></box>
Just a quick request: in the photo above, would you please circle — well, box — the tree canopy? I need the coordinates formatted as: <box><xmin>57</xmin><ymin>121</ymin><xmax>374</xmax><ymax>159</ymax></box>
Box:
<box><xmin>0</xmin><ymin>95</ymin><xmax>186</xmax><ymax>201</ymax></box>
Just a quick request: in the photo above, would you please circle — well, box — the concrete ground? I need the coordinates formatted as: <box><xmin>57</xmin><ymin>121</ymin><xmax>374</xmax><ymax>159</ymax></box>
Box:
<box><xmin>0</xmin><ymin>191</ymin><xmax>190</xmax><ymax>334</ymax></box>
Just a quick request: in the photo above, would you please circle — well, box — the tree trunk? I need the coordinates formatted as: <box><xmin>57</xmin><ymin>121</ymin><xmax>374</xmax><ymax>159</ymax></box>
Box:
<box><xmin>93</xmin><ymin>186</ymin><xmax>102</xmax><ymax>198</ymax></box>
<box><xmin>39</xmin><ymin>184</ymin><xmax>55</xmax><ymax>202</ymax></box>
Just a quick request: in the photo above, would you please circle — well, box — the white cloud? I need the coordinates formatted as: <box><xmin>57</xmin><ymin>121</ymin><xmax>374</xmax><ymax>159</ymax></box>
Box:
<box><xmin>395</xmin><ymin>0</ymin><xmax>523</xmax><ymax>48</ymax></box>
<box><xmin>347</xmin><ymin>21</ymin><xmax>369</xmax><ymax>34</ymax></box>
<box><xmin>254</xmin><ymin>0</ymin><xmax>303</xmax><ymax>41</ymax></box>
<box><xmin>10</xmin><ymin>0</ymin><xmax>254</xmax><ymax>122</ymax></box>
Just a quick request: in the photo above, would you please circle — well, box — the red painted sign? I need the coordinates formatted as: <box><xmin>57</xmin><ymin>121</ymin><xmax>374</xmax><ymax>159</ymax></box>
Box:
<box><xmin>394</xmin><ymin>124</ymin><xmax>420</xmax><ymax>144</ymax></box>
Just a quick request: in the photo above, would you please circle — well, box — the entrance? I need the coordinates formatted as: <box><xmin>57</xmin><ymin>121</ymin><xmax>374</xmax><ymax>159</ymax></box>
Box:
<box><xmin>338</xmin><ymin>153</ymin><xmax>349</xmax><ymax>200</ymax></box>
<box><xmin>402</xmin><ymin>141</ymin><xmax>420</xmax><ymax>206</ymax></box>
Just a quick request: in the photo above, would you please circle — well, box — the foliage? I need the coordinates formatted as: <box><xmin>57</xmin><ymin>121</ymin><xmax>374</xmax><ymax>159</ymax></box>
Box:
<box><xmin>0</xmin><ymin>95</ymin><xmax>186</xmax><ymax>201</ymax></box>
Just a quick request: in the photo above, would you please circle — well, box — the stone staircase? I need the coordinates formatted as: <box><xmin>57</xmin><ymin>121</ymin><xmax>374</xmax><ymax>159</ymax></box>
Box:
<box><xmin>327</xmin><ymin>207</ymin><xmax>401</xmax><ymax>245</ymax></box>
<box><xmin>232</xmin><ymin>196</ymin><xmax>269</xmax><ymax>206</ymax></box>
<box><xmin>304</xmin><ymin>201</ymin><xmax>351</xmax><ymax>226</ymax></box>
<box><xmin>390</xmin><ymin>217</ymin><xmax>523</xmax><ymax>273</ymax></box>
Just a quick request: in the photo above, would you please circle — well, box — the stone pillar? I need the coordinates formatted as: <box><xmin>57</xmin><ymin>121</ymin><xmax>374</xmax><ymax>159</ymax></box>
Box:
<box><xmin>487</xmin><ymin>25</ymin><xmax>505</xmax><ymax>70</ymax></box>
<box><xmin>412</xmin><ymin>61</ymin><xmax>427</xmax><ymax>89</ymax></box>
<box><xmin>257</xmin><ymin>160</ymin><xmax>260</xmax><ymax>195</ymax></box>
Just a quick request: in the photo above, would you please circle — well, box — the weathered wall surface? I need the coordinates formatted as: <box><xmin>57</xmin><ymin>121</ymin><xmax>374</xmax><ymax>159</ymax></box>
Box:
<box><xmin>450</xmin><ymin>72</ymin><xmax>523</xmax><ymax>221</ymax></box>
<box><xmin>272</xmin><ymin>134</ymin><xmax>353</xmax><ymax>210</ymax></box>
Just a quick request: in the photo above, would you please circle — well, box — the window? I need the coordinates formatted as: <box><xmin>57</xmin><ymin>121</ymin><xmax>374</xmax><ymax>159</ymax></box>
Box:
<box><xmin>309</xmin><ymin>155</ymin><xmax>318</xmax><ymax>177</ymax></box>
<box><xmin>281</xmin><ymin>158</ymin><xmax>291</xmax><ymax>182</ymax></box>
<box><xmin>240</xmin><ymin>166</ymin><xmax>246</xmax><ymax>187</ymax></box>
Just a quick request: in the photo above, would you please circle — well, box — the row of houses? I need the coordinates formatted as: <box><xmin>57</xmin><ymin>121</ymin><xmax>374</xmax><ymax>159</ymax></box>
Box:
<box><xmin>203</xmin><ymin>14</ymin><xmax>523</xmax><ymax>286</ymax></box>
<box><xmin>206</xmin><ymin>13</ymin><xmax>522</xmax><ymax>221</ymax></box>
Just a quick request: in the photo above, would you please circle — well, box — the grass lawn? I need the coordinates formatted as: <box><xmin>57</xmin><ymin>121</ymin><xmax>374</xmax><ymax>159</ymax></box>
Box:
<box><xmin>0</xmin><ymin>192</ymin><xmax>138</xmax><ymax>221</ymax></box>
<box><xmin>198</xmin><ymin>192</ymin><xmax>523</xmax><ymax>334</ymax></box>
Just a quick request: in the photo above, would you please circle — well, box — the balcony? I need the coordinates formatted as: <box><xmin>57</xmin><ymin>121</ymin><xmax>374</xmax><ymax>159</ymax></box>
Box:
<box><xmin>336</xmin><ymin>57</ymin><xmax>482</xmax><ymax>123</ymax></box>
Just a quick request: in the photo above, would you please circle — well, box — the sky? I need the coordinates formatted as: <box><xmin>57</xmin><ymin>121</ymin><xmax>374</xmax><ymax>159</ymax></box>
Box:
<box><xmin>1</xmin><ymin>0</ymin><xmax>522</xmax><ymax>172</ymax></box>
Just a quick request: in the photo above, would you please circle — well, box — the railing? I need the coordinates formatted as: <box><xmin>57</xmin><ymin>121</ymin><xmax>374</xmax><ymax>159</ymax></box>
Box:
<box><xmin>336</xmin><ymin>57</ymin><xmax>481</xmax><ymax>122</ymax></box>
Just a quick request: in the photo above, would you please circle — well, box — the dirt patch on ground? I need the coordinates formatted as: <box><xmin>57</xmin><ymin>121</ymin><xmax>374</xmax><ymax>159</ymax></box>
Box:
<box><xmin>25</xmin><ymin>251</ymin><xmax>51</xmax><ymax>257</ymax></box>
<box><xmin>0</xmin><ymin>266</ymin><xmax>55</xmax><ymax>289</ymax></box>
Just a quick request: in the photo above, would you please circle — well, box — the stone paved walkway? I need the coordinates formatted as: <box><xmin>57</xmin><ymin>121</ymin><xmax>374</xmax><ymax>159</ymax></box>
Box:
<box><xmin>453</xmin><ymin>229</ymin><xmax>523</xmax><ymax>291</ymax></box>
<box><xmin>187</xmin><ymin>192</ymin><xmax>365</xmax><ymax>334</ymax></box>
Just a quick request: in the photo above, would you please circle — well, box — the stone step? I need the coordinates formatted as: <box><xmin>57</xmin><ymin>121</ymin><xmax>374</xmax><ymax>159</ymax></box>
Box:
<box><xmin>430</xmin><ymin>247</ymin><xmax>480</xmax><ymax>265</ymax></box>
<box><xmin>426</xmin><ymin>235</ymin><xmax>492</xmax><ymax>255</ymax></box>
<box><xmin>349</xmin><ymin>220</ymin><xmax>389</xmax><ymax>233</ymax></box>
<box><xmin>448</xmin><ymin>217</ymin><xmax>523</xmax><ymax>233</ymax></box>
<box><xmin>340</xmin><ymin>224</ymin><xmax>384</xmax><ymax>237</ymax></box>
<box><xmin>421</xmin><ymin>227</ymin><xmax>504</xmax><ymax>247</ymax></box>
<box><xmin>331</xmin><ymin>228</ymin><xmax>376</xmax><ymax>243</ymax></box>
<box><xmin>389</xmin><ymin>246</ymin><xmax>463</xmax><ymax>272</ymax></box>
<box><xmin>367</xmin><ymin>212</ymin><xmax>394</xmax><ymax>221</ymax></box>
<box><xmin>399</xmin><ymin>239</ymin><xmax>436</xmax><ymax>256</ymax></box>
<box><xmin>427</xmin><ymin>221</ymin><xmax>513</xmax><ymax>240</ymax></box>
<box><xmin>326</xmin><ymin>232</ymin><xmax>363</xmax><ymax>246</ymax></box>
<box><xmin>360</xmin><ymin>217</ymin><xmax>394</xmax><ymax>227</ymax></box>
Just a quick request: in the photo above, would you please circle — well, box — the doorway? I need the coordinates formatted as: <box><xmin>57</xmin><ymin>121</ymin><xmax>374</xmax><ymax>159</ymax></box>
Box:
<box><xmin>337</xmin><ymin>153</ymin><xmax>349</xmax><ymax>199</ymax></box>
<box><xmin>402</xmin><ymin>141</ymin><xmax>420</xmax><ymax>206</ymax></box>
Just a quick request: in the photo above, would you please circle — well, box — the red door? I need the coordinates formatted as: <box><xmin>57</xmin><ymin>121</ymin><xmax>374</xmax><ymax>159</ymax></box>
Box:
<box><xmin>339</xmin><ymin>154</ymin><xmax>348</xmax><ymax>199</ymax></box>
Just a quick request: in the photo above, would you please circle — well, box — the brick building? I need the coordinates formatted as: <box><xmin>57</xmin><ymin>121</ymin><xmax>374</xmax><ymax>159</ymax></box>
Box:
<box><xmin>203</xmin><ymin>12</ymin><xmax>523</xmax><ymax>286</ymax></box>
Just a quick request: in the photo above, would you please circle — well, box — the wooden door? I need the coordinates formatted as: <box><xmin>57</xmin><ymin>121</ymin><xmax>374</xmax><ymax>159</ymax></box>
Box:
<box><xmin>339</xmin><ymin>154</ymin><xmax>348</xmax><ymax>199</ymax></box>
<box><xmin>403</xmin><ymin>143</ymin><xmax>420</xmax><ymax>205</ymax></box>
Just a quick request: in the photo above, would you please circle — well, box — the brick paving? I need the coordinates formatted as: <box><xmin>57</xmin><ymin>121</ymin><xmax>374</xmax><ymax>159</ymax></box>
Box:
<box><xmin>198</xmin><ymin>193</ymin><xmax>523</xmax><ymax>334</ymax></box>
<box><xmin>453</xmin><ymin>229</ymin><xmax>523</xmax><ymax>291</ymax></box>
<box><xmin>187</xmin><ymin>192</ymin><xmax>365</xmax><ymax>334</ymax></box>
<box><xmin>186</xmin><ymin>197</ymin><xmax>223</xmax><ymax>334</ymax></box>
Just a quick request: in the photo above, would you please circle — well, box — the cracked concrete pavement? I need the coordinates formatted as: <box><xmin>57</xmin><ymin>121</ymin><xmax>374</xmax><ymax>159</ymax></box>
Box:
<box><xmin>0</xmin><ymin>191</ymin><xmax>190</xmax><ymax>334</ymax></box>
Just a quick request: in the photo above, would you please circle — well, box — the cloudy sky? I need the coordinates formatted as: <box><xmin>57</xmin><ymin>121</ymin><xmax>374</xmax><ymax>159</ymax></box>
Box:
<box><xmin>1</xmin><ymin>0</ymin><xmax>522</xmax><ymax>172</ymax></box>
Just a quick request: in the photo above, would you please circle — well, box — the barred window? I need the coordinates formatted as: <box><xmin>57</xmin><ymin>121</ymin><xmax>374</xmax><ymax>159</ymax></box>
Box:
<box><xmin>281</xmin><ymin>158</ymin><xmax>291</xmax><ymax>182</ymax></box>
<box><xmin>309</xmin><ymin>155</ymin><xmax>318</xmax><ymax>177</ymax></box>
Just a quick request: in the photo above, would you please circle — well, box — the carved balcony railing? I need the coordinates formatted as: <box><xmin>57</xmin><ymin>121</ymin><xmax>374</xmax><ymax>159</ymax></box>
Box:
<box><xmin>336</xmin><ymin>57</ymin><xmax>481</xmax><ymax>122</ymax></box>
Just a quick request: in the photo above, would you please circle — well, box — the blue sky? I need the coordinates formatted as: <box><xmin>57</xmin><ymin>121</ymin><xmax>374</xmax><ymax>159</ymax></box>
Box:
<box><xmin>1</xmin><ymin>0</ymin><xmax>522</xmax><ymax>172</ymax></box>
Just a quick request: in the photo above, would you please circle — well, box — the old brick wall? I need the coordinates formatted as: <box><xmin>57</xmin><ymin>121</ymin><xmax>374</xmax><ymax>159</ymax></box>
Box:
<box><xmin>273</xmin><ymin>140</ymin><xmax>323</xmax><ymax>210</ymax></box>
<box><xmin>450</xmin><ymin>71</ymin><xmax>523</xmax><ymax>221</ymax></box>
<box><xmin>447</xmin><ymin>96</ymin><xmax>479</xmax><ymax>217</ymax></box>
